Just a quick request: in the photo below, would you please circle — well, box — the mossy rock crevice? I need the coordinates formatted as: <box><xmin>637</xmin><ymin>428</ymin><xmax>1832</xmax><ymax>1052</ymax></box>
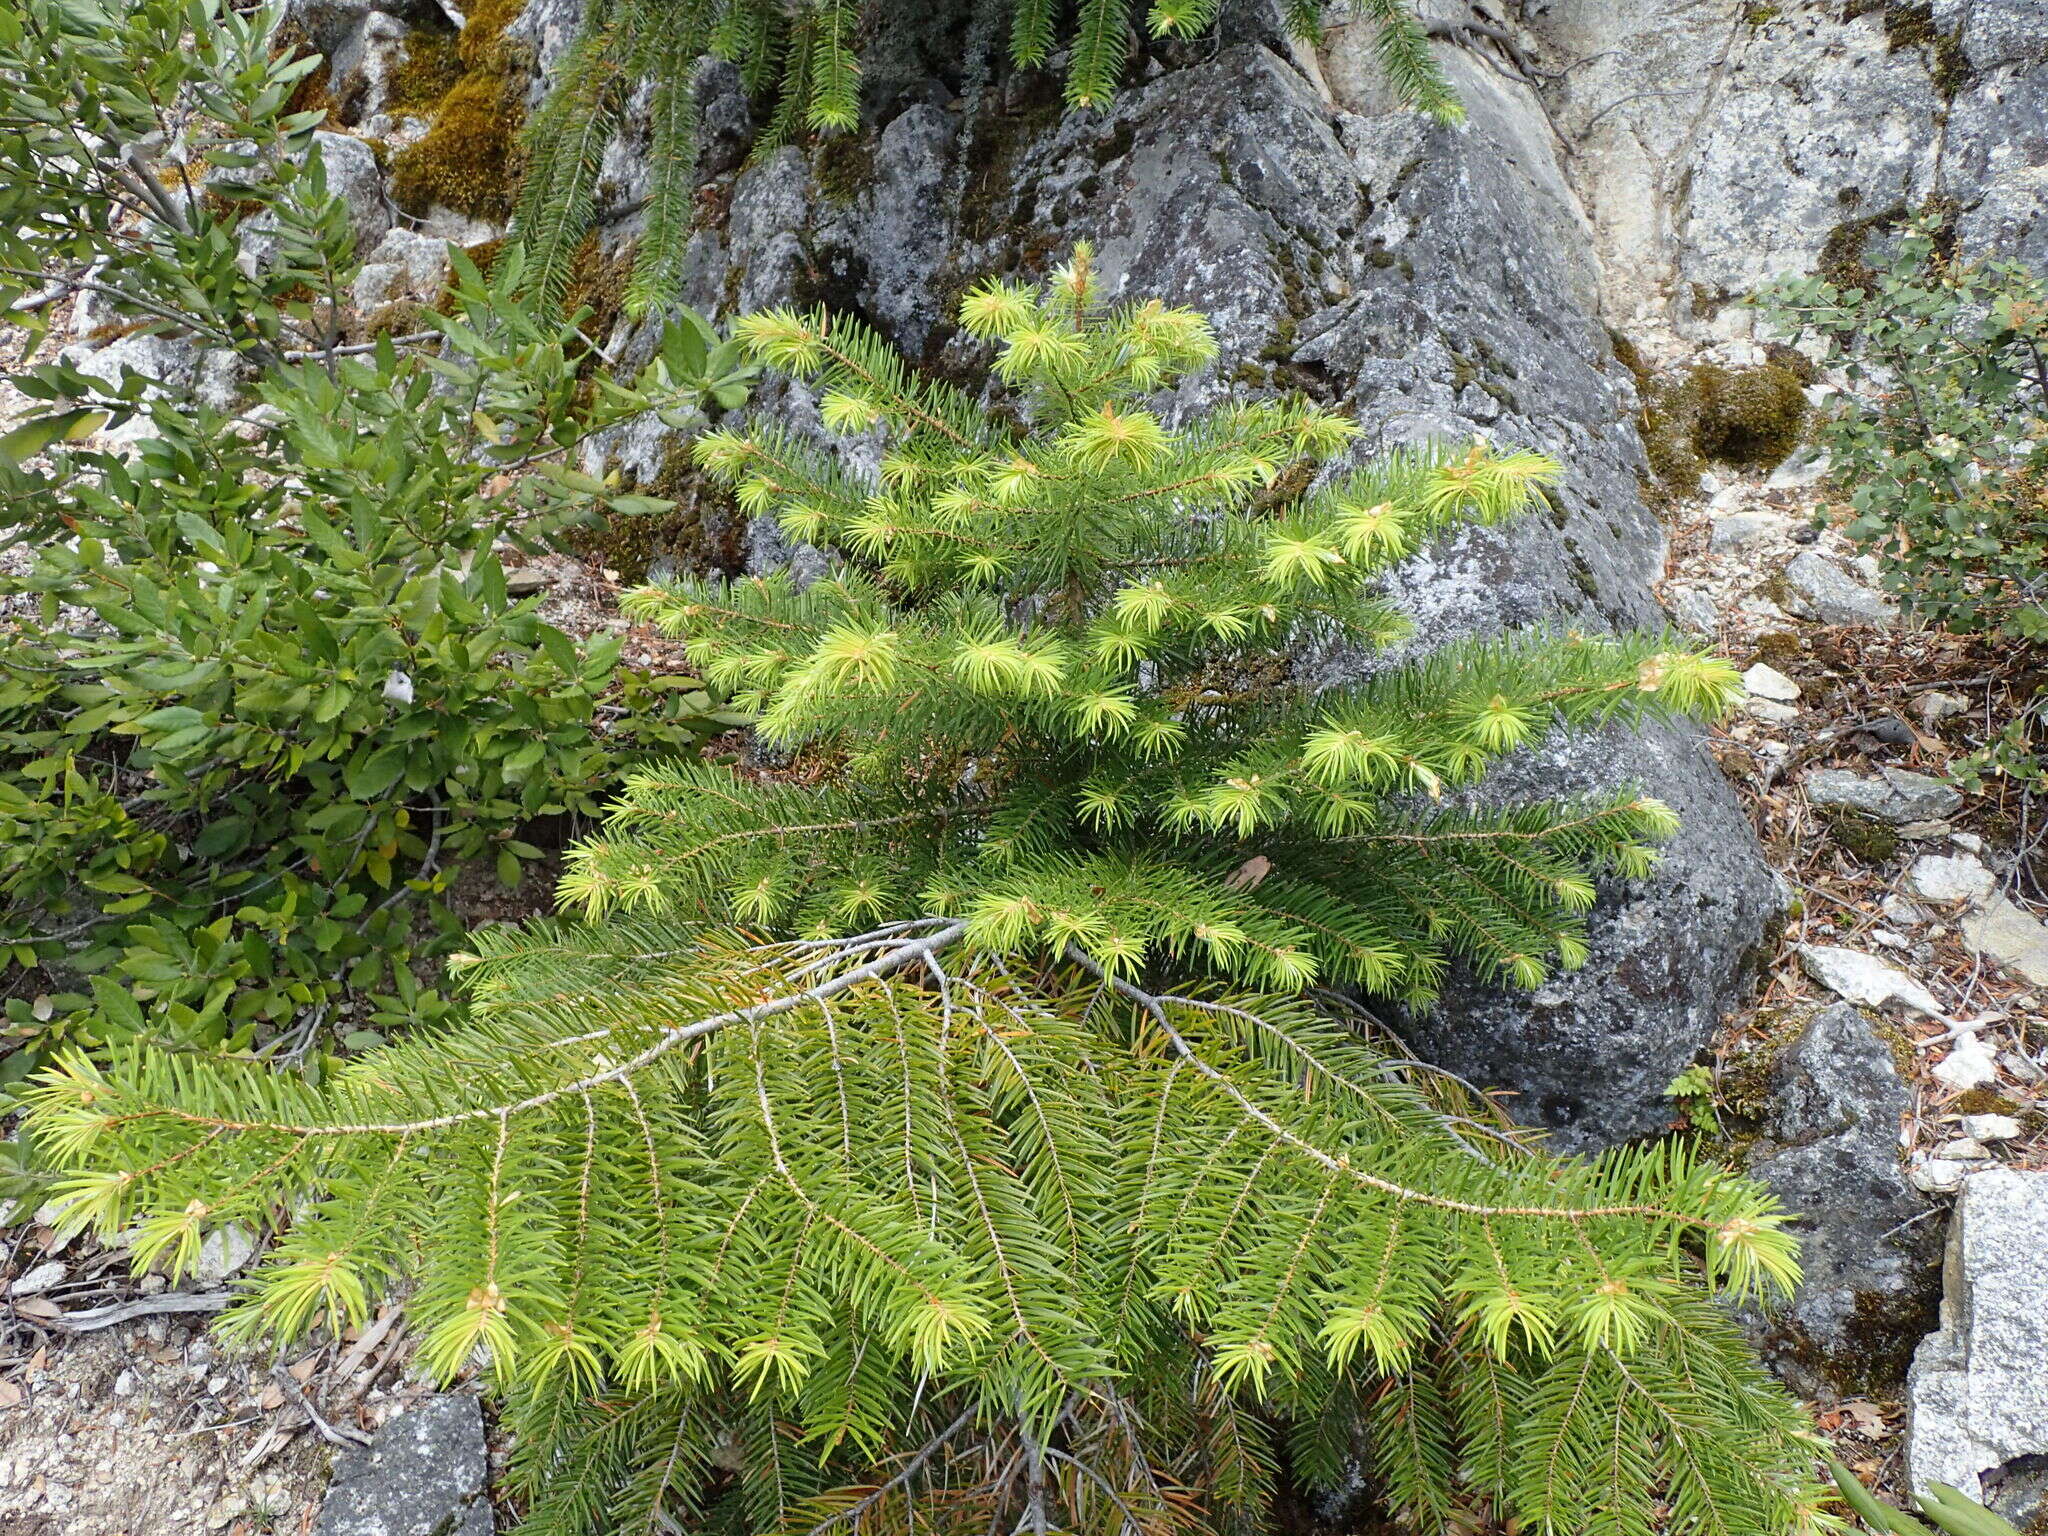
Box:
<box><xmin>388</xmin><ymin>0</ymin><xmax>533</xmax><ymax>223</ymax></box>
<box><xmin>1613</xmin><ymin>335</ymin><xmax>1809</xmax><ymax>500</ymax></box>
<box><xmin>568</xmin><ymin>439</ymin><xmax>749</xmax><ymax>583</ymax></box>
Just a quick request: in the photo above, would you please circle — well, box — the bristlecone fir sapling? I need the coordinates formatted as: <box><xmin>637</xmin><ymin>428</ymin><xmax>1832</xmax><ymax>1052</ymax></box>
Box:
<box><xmin>30</xmin><ymin>251</ymin><xmax>1831</xmax><ymax>1536</ymax></box>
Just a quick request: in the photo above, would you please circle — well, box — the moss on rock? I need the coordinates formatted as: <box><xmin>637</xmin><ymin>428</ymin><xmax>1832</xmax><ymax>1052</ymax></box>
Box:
<box><xmin>567</xmin><ymin>439</ymin><xmax>748</xmax><ymax>583</ymax></box>
<box><xmin>1688</xmin><ymin>362</ymin><xmax>1808</xmax><ymax>471</ymax></box>
<box><xmin>387</xmin><ymin>27</ymin><xmax>466</xmax><ymax>118</ymax></box>
<box><xmin>813</xmin><ymin>133</ymin><xmax>875</xmax><ymax>205</ymax></box>
<box><xmin>388</xmin><ymin>0</ymin><xmax>531</xmax><ymax>222</ymax></box>
<box><xmin>560</xmin><ymin>234</ymin><xmax>636</xmax><ymax>351</ymax></box>
<box><xmin>1620</xmin><ymin>343</ymin><xmax>1809</xmax><ymax>499</ymax></box>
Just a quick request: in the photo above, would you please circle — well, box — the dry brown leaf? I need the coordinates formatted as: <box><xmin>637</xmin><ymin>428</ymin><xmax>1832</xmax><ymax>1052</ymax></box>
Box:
<box><xmin>1839</xmin><ymin>1399</ymin><xmax>1890</xmax><ymax>1436</ymax></box>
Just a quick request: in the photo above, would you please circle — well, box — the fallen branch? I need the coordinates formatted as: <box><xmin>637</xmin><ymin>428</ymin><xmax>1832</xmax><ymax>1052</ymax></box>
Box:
<box><xmin>47</xmin><ymin>1290</ymin><xmax>230</xmax><ymax>1331</ymax></box>
<box><xmin>273</xmin><ymin>1361</ymin><xmax>373</xmax><ymax>1449</ymax></box>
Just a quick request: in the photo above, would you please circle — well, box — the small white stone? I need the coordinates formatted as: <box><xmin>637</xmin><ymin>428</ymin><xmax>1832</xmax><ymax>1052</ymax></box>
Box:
<box><xmin>1912</xmin><ymin>1159</ymin><xmax>1969</xmax><ymax>1194</ymax></box>
<box><xmin>1961</xmin><ymin>894</ymin><xmax>2048</xmax><ymax>987</ymax></box>
<box><xmin>1883</xmin><ymin>893</ymin><xmax>1931</xmax><ymax>927</ymax></box>
<box><xmin>1767</xmin><ymin>447</ymin><xmax>1831</xmax><ymax>488</ymax></box>
<box><xmin>1871</xmin><ymin>929</ymin><xmax>1910</xmax><ymax>950</ymax></box>
<box><xmin>1952</xmin><ymin>832</ymin><xmax>1983</xmax><ymax>853</ymax></box>
<box><xmin>1665</xmin><ymin>585</ymin><xmax>1721</xmax><ymax>636</ymax></box>
<box><xmin>1916</xmin><ymin>691</ymin><xmax>1969</xmax><ymax>725</ymax></box>
<box><xmin>1961</xmin><ymin>1115</ymin><xmax>2023</xmax><ymax>1143</ymax></box>
<box><xmin>192</xmin><ymin>1225</ymin><xmax>256</xmax><ymax>1285</ymax></box>
<box><xmin>2000</xmin><ymin>1052</ymin><xmax>2045</xmax><ymax>1084</ymax></box>
<box><xmin>1742</xmin><ymin>662</ymin><xmax>1801</xmax><ymax>701</ymax></box>
<box><xmin>1799</xmin><ymin>944</ymin><xmax>1945</xmax><ymax>1017</ymax></box>
<box><xmin>1900</xmin><ymin>821</ymin><xmax>1955</xmax><ymax>840</ymax></box>
<box><xmin>1906</xmin><ymin>852</ymin><xmax>1996</xmax><ymax>906</ymax></box>
<box><xmin>10</xmin><ymin>1260</ymin><xmax>67</xmax><ymax>1296</ymax></box>
<box><xmin>1745</xmin><ymin>698</ymin><xmax>1800</xmax><ymax>724</ymax></box>
<box><xmin>112</xmin><ymin>1370</ymin><xmax>138</xmax><ymax>1397</ymax></box>
<box><xmin>1934</xmin><ymin>1138</ymin><xmax>1992</xmax><ymax>1161</ymax></box>
<box><xmin>1933</xmin><ymin>1031</ymin><xmax>2001</xmax><ymax>1091</ymax></box>
<box><xmin>1711</xmin><ymin>511</ymin><xmax>1794</xmax><ymax>552</ymax></box>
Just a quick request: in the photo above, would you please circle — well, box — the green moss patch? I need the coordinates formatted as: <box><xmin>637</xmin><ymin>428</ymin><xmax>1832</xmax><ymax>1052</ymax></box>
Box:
<box><xmin>568</xmin><ymin>440</ymin><xmax>747</xmax><ymax>583</ymax></box>
<box><xmin>1821</xmin><ymin>807</ymin><xmax>1901</xmax><ymax>864</ymax></box>
<box><xmin>388</xmin><ymin>0</ymin><xmax>531</xmax><ymax>222</ymax></box>
<box><xmin>1688</xmin><ymin>362</ymin><xmax>1808</xmax><ymax>470</ymax></box>
<box><xmin>387</xmin><ymin>27</ymin><xmax>465</xmax><ymax>117</ymax></box>
<box><xmin>1615</xmin><ymin>337</ymin><xmax>1810</xmax><ymax>499</ymax></box>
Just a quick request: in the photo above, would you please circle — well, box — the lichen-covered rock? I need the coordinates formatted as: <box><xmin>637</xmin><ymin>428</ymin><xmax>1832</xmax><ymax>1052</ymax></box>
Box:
<box><xmin>1782</xmin><ymin>550</ymin><xmax>1899</xmax><ymax>627</ymax></box>
<box><xmin>312</xmin><ymin>131</ymin><xmax>396</xmax><ymax>253</ymax></box>
<box><xmin>1740</xmin><ymin>1003</ymin><xmax>1940</xmax><ymax>1394</ymax></box>
<box><xmin>1398</xmin><ymin>716</ymin><xmax>1781</xmax><ymax>1147</ymax></box>
<box><xmin>313</xmin><ymin>1394</ymin><xmax>493</xmax><ymax>1536</ymax></box>
<box><xmin>1907</xmin><ymin>1168</ymin><xmax>2048</xmax><ymax>1525</ymax></box>
<box><xmin>1527</xmin><ymin>0</ymin><xmax>2048</xmax><ymax>343</ymax></box>
<box><xmin>1805</xmin><ymin>766</ymin><xmax>1963</xmax><ymax>825</ymax></box>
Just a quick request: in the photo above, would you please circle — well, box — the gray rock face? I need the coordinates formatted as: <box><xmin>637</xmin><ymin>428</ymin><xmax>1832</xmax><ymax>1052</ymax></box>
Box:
<box><xmin>1526</xmin><ymin>0</ymin><xmax>2048</xmax><ymax>343</ymax></box>
<box><xmin>1398</xmin><ymin>717</ymin><xmax>1781</xmax><ymax>1148</ymax></box>
<box><xmin>354</xmin><ymin>227</ymin><xmax>455</xmax><ymax>310</ymax></box>
<box><xmin>1740</xmin><ymin>1004</ymin><xmax>1940</xmax><ymax>1394</ymax></box>
<box><xmin>1908</xmin><ymin>1169</ymin><xmax>2048</xmax><ymax>1526</ymax></box>
<box><xmin>237</xmin><ymin>131</ymin><xmax>395</xmax><ymax>272</ymax></box>
<box><xmin>314</xmin><ymin>1394</ymin><xmax>493</xmax><ymax>1536</ymax></box>
<box><xmin>288</xmin><ymin>0</ymin><xmax>449</xmax><ymax>63</ymax></box>
<box><xmin>312</xmin><ymin>131</ymin><xmax>396</xmax><ymax>255</ymax></box>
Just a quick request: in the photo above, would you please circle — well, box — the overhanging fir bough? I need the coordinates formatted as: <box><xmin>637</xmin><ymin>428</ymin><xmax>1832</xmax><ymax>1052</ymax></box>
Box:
<box><xmin>513</xmin><ymin>0</ymin><xmax>1460</xmax><ymax>309</ymax></box>
<box><xmin>31</xmin><ymin>251</ymin><xmax>1830</xmax><ymax>1536</ymax></box>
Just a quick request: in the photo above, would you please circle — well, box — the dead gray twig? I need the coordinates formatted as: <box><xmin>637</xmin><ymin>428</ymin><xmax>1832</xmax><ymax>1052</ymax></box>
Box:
<box><xmin>272</xmin><ymin>1362</ymin><xmax>373</xmax><ymax>1450</ymax></box>
<box><xmin>46</xmin><ymin>1291</ymin><xmax>231</xmax><ymax>1332</ymax></box>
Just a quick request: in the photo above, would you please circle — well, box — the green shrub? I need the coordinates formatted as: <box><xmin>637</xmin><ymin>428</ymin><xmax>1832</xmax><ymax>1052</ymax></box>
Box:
<box><xmin>31</xmin><ymin>252</ymin><xmax>1831</xmax><ymax>1536</ymax></box>
<box><xmin>0</xmin><ymin>261</ymin><xmax>748</xmax><ymax>1078</ymax></box>
<box><xmin>1757</xmin><ymin>218</ymin><xmax>2048</xmax><ymax>778</ymax></box>
<box><xmin>0</xmin><ymin>0</ymin><xmax>752</xmax><ymax>1079</ymax></box>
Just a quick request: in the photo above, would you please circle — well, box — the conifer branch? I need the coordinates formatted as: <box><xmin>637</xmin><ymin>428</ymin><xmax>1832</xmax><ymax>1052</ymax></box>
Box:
<box><xmin>31</xmin><ymin>254</ymin><xmax>1827</xmax><ymax>1536</ymax></box>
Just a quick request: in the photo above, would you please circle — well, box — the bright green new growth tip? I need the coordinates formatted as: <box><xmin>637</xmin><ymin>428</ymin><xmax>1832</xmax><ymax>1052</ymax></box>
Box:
<box><xmin>592</xmin><ymin>244</ymin><xmax>1742</xmax><ymax>1002</ymax></box>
